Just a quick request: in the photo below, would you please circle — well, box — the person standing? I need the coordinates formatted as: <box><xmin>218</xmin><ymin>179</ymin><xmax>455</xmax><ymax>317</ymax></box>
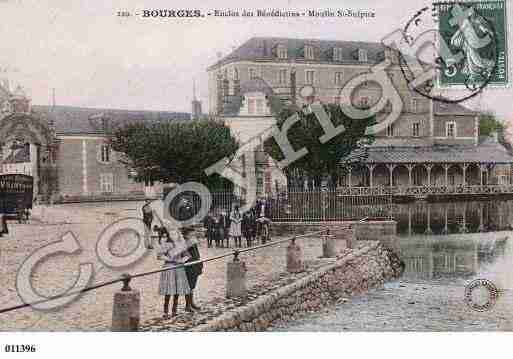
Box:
<box><xmin>0</xmin><ymin>213</ymin><xmax>8</xmax><ymax>238</ymax></box>
<box><xmin>142</xmin><ymin>199</ymin><xmax>155</xmax><ymax>249</ymax></box>
<box><xmin>202</xmin><ymin>211</ymin><xmax>216</xmax><ymax>248</ymax></box>
<box><xmin>158</xmin><ymin>230</ymin><xmax>192</xmax><ymax>319</ymax></box>
<box><xmin>183</xmin><ymin>227</ymin><xmax>203</xmax><ymax>310</ymax></box>
<box><xmin>213</xmin><ymin>213</ymin><xmax>222</xmax><ymax>248</ymax></box>
<box><xmin>219</xmin><ymin>210</ymin><xmax>231</xmax><ymax>248</ymax></box>
<box><xmin>242</xmin><ymin>211</ymin><xmax>251</xmax><ymax>247</ymax></box>
<box><xmin>229</xmin><ymin>205</ymin><xmax>243</xmax><ymax>248</ymax></box>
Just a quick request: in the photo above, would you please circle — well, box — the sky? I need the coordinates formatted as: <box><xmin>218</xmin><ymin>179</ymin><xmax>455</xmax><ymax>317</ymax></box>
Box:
<box><xmin>0</xmin><ymin>0</ymin><xmax>512</xmax><ymax>121</ymax></box>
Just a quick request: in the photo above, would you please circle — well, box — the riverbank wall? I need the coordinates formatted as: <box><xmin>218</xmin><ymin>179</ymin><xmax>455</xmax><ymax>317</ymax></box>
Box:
<box><xmin>190</xmin><ymin>241</ymin><xmax>403</xmax><ymax>332</ymax></box>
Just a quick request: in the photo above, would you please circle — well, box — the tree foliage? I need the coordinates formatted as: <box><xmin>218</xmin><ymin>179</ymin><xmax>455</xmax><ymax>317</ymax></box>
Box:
<box><xmin>109</xmin><ymin>119</ymin><xmax>239</xmax><ymax>190</ymax></box>
<box><xmin>478</xmin><ymin>111</ymin><xmax>509</xmax><ymax>144</ymax></box>
<box><xmin>264</xmin><ymin>104</ymin><xmax>375</xmax><ymax>189</ymax></box>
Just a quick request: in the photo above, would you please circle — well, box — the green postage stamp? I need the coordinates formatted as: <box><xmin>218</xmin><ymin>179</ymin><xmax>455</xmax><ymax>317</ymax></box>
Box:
<box><xmin>435</xmin><ymin>0</ymin><xmax>508</xmax><ymax>88</ymax></box>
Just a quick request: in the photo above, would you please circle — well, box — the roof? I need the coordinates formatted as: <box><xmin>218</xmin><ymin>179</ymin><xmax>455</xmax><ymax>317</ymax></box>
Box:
<box><xmin>343</xmin><ymin>141</ymin><xmax>513</xmax><ymax>164</ymax></box>
<box><xmin>209</xmin><ymin>37</ymin><xmax>390</xmax><ymax>70</ymax></box>
<box><xmin>31</xmin><ymin>105</ymin><xmax>191</xmax><ymax>135</ymax></box>
<box><xmin>221</xmin><ymin>78</ymin><xmax>282</xmax><ymax>116</ymax></box>
<box><xmin>434</xmin><ymin>101</ymin><xmax>476</xmax><ymax>115</ymax></box>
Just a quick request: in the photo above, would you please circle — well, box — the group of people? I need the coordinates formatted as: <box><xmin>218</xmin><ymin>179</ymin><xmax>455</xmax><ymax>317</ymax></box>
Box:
<box><xmin>140</xmin><ymin>197</ymin><xmax>272</xmax><ymax>318</ymax></box>
<box><xmin>203</xmin><ymin>199</ymin><xmax>272</xmax><ymax>248</ymax></box>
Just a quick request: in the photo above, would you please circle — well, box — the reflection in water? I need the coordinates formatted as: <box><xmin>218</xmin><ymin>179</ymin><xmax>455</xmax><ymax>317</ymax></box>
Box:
<box><xmin>392</xmin><ymin>200</ymin><xmax>513</xmax><ymax>236</ymax></box>
<box><xmin>390</xmin><ymin>201</ymin><xmax>513</xmax><ymax>284</ymax></box>
<box><xmin>396</xmin><ymin>234</ymin><xmax>508</xmax><ymax>281</ymax></box>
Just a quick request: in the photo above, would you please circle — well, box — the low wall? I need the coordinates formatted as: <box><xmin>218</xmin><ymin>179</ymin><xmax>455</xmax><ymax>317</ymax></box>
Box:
<box><xmin>192</xmin><ymin>241</ymin><xmax>403</xmax><ymax>332</ymax></box>
<box><xmin>272</xmin><ymin>220</ymin><xmax>397</xmax><ymax>246</ymax></box>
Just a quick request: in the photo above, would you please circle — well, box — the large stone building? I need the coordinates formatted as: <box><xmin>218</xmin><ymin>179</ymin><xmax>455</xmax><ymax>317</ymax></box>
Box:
<box><xmin>0</xmin><ymin>82</ymin><xmax>190</xmax><ymax>202</ymax></box>
<box><xmin>208</xmin><ymin>37</ymin><xmax>513</xmax><ymax>196</ymax></box>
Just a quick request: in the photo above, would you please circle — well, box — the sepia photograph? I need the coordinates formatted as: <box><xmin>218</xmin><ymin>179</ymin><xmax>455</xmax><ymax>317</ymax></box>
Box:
<box><xmin>0</xmin><ymin>0</ymin><xmax>512</xmax><ymax>357</ymax></box>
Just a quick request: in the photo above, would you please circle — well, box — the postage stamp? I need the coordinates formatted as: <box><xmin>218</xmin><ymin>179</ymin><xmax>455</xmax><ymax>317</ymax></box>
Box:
<box><xmin>434</xmin><ymin>0</ymin><xmax>508</xmax><ymax>88</ymax></box>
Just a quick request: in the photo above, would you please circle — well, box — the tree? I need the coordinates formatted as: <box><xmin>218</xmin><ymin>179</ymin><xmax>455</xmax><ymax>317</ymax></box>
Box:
<box><xmin>264</xmin><ymin>104</ymin><xmax>375</xmax><ymax>190</ymax></box>
<box><xmin>478</xmin><ymin>111</ymin><xmax>509</xmax><ymax>145</ymax></box>
<box><xmin>110</xmin><ymin>119</ymin><xmax>239</xmax><ymax>190</ymax></box>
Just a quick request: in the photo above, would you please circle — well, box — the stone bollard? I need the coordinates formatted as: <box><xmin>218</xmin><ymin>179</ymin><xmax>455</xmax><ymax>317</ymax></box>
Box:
<box><xmin>322</xmin><ymin>234</ymin><xmax>337</xmax><ymax>258</ymax></box>
<box><xmin>111</xmin><ymin>274</ymin><xmax>140</xmax><ymax>332</ymax></box>
<box><xmin>226</xmin><ymin>253</ymin><xmax>247</xmax><ymax>298</ymax></box>
<box><xmin>339</xmin><ymin>226</ymin><xmax>356</xmax><ymax>249</ymax></box>
<box><xmin>287</xmin><ymin>238</ymin><xmax>304</xmax><ymax>273</ymax></box>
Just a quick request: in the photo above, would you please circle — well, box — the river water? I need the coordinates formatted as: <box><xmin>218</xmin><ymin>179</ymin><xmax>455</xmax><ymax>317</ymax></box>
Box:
<box><xmin>276</xmin><ymin>199</ymin><xmax>513</xmax><ymax>331</ymax></box>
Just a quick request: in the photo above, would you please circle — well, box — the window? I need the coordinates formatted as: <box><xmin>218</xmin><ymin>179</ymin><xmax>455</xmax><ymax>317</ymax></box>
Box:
<box><xmin>249</xmin><ymin>68</ymin><xmax>257</xmax><ymax>79</ymax></box>
<box><xmin>98</xmin><ymin>144</ymin><xmax>111</xmax><ymax>164</ymax></box>
<box><xmin>358</xmin><ymin>49</ymin><xmax>368</xmax><ymax>62</ymax></box>
<box><xmin>248</xmin><ymin>99</ymin><xmax>256</xmax><ymax>114</ymax></box>
<box><xmin>333</xmin><ymin>47</ymin><xmax>343</xmax><ymax>61</ymax></box>
<box><xmin>446</xmin><ymin>121</ymin><xmax>456</xmax><ymax>137</ymax></box>
<box><xmin>334</xmin><ymin>72</ymin><xmax>343</xmax><ymax>85</ymax></box>
<box><xmin>412</xmin><ymin>122</ymin><xmax>420</xmax><ymax>137</ymax></box>
<box><xmin>100</xmin><ymin>173</ymin><xmax>114</xmax><ymax>193</ymax></box>
<box><xmin>233</xmin><ymin>68</ymin><xmax>239</xmax><ymax>81</ymax></box>
<box><xmin>278</xmin><ymin>69</ymin><xmax>287</xmax><ymax>84</ymax></box>
<box><xmin>411</xmin><ymin>98</ymin><xmax>418</xmax><ymax>113</ymax></box>
<box><xmin>256</xmin><ymin>99</ymin><xmax>264</xmax><ymax>114</ymax></box>
<box><xmin>277</xmin><ymin>45</ymin><xmax>287</xmax><ymax>59</ymax></box>
<box><xmin>386</xmin><ymin>123</ymin><xmax>395</xmax><ymax>137</ymax></box>
<box><xmin>305</xmin><ymin>70</ymin><xmax>315</xmax><ymax>84</ymax></box>
<box><xmin>305</xmin><ymin>46</ymin><xmax>315</xmax><ymax>60</ymax></box>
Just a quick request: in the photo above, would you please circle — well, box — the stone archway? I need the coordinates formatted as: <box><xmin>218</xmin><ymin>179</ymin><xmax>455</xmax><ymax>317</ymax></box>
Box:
<box><xmin>0</xmin><ymin>113</ymin><xmax>58</xmax><ymax>201</ymax></box>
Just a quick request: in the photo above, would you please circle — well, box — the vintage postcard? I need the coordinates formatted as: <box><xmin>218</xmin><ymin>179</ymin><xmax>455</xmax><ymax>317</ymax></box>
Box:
<box><xmin>0</xmin><ymin>0</ymin><xmax>512</xmax><ymax>357</ymax></box>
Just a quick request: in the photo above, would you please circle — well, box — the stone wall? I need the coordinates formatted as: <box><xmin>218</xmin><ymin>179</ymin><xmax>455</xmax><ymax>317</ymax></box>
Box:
<box><xmin>191</xmin><ymin>241</ymin><xmax>403</xmax><ymax>331</ymax></box>
<box><xmin>273</xmin><ymin>220</ymin><xmax>396</xmax><ymax>244</ymax></box>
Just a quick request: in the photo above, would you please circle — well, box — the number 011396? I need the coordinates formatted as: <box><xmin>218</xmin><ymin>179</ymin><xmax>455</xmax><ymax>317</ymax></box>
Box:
<box><xmin>4</xmin><ymin>344</ymin><xmax>37</xmax><ymax>353</ymax></box>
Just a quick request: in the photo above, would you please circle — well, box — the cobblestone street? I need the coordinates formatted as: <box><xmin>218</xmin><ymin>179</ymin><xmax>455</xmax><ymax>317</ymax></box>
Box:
<box><xmin>0</xmin><ymin>202</ymin><xmax>326</xmax><ymax>331</ymax></box>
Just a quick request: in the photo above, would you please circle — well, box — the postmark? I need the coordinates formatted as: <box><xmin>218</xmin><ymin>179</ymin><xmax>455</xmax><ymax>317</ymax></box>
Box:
<box><xmin>391</xmin><ymin>0</ymin><xmax>506</xmax><ymax>104</ymax></box>
<box><xmin>464</xmin><ymin>278</ymin><xmax>499</xmax><ymax>312</ymax></box>
<box><xmin>435</xmin><ymin>0</ymin><xmax>508</xmax><ymax>88</ymax></box>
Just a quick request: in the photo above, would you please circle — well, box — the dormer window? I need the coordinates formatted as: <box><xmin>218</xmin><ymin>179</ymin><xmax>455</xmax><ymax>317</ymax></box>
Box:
<box><xmin>333</xmin><ymin>47</ymin><xmax>343</xmax><ymax>61</ymax></box>
<box><xmin>277</xmin><ymin>44</ymin><xmax>288</xmax><ymax>59</ymax></box>
<box><xmin>358</xmin><ymin>48</ymin><xmax>368</xmax><ymax>62</ymax></box>
<box><xmin>305</xmin><ymin>45</ymin><xmax>315</xmax><ymax>60</ymax></box>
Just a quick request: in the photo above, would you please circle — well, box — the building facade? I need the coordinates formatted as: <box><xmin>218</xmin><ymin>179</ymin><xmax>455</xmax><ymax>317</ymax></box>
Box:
<box><xmin>0</xmin><ymin>82</ymin><xmax>190</xmax><ymax>202</ymax></box>
<box><xmin>207</xmin><ymin>37</ymin><xmax>513</xmax><ymax>197</ymax></box>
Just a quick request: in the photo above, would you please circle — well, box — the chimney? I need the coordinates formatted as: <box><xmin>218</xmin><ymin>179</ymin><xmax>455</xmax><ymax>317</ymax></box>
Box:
<box><xmin>290</xmin><ymin>69</ymin><xmax>297</xmax><ymax>105</ymax></box>
<box><xmin>216</xmin><ymin>73</ymin><xmax>224</xmax><ymax>115</ymax></box>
